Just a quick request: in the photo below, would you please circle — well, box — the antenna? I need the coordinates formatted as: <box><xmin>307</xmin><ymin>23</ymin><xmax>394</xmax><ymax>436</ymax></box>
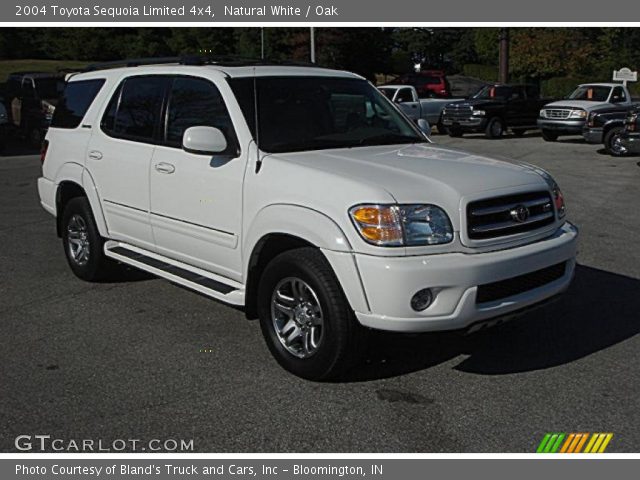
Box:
<box><xmin>253</xmin><ymin>68</ymin><xmax>263</xmax><ymax>173</ymax></box>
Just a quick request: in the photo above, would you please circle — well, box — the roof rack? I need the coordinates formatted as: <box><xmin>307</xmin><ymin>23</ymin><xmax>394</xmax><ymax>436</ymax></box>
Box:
<box><xmin>83</xmin><ymin>55</ymin><xmax>325</xmax><ymax>72</ymax></box>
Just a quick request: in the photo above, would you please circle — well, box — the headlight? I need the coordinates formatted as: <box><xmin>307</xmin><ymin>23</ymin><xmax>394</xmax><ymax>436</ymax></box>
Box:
<box><xmin>349</xmin><ymin>204</ymin><xmax>453</xmax><ymax>246</ymax></box>
<box><xmin>539</xmin><ymin>109</ymin><xmax>547</xmax><ymax>118</ymax></box>
<box><xmin>534</xmin><ymin>169</ymin><xmax>566</xmax><ymax>219</ymax></box>
<box><xmin>472</xmin><ymin>109</ymin><xmax>486</xmax><ymax>116</ymax></box>
<box><xmin>569</xmin><ymin>109</ymin><xmax>587</xmax><ymax>119</ymax></box>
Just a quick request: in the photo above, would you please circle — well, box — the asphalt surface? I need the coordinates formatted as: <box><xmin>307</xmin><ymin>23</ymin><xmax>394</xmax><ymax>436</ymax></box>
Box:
<box><xmin>0</xmin><ymin>132</ymin><xmax>639</xmax><ymax>453</ymax></box>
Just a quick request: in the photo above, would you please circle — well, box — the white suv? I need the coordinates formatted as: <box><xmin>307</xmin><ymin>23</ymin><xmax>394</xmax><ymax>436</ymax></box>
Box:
<box><xmin>38</xmin><ymin>59</ymin><xmax>578</xmax><ymax>380</ymax></box>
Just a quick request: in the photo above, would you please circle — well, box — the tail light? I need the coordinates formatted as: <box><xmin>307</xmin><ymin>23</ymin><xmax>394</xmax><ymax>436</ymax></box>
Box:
<box><xmin>40</xmin><ymin>139</ymin><xmax>49</xmax><ymax>164</ymax></box>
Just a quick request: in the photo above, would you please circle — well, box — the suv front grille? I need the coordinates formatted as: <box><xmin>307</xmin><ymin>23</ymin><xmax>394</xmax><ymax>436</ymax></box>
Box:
<box><xmin>543</xmin><ymin>109</ymin><xmax>572</xmax><ymax>119</ymax></box>
<box><xmin>476</xmin><ymin>262</ymin><xmax>566</xmax><ymax>304</ymax></box>
<box><xmin>467</xmin><ymin>191</ymin><xmax>554</xmax><ymax>240</ymax></box>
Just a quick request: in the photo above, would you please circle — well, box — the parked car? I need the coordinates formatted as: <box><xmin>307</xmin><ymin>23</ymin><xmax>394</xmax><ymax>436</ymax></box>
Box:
<box><xmin>38</xmin><ymin>58</ymin><xmax>578</xmax><ymax>380</ymax></box>
<box><xmin>3</xmin><ymin>71</ymin><xmax>65</xmax><ymax>146</ymax></box>
<box><xmin>386</xmin><ymin>70</ymin><xmax>451</xmax><ymax>98</ymax></box>
<box><xmin>582</xmin><ymin>102</ymin><xmax>640</xmax><ymax>155</ymax></box>
<box><xmin>441</xmin><ymin>84</ymin><xmax>549</xmax><ymax>138</ymax></box>
<box><xmin>538</xmin><ymin>83</ymin><xmax>633</xmax><ymax>142</ymax></box>
<box><xmin>378</xmin><ymin>84</ymin><xmax>465</xmax><ymax>133</ymax></box>
<box><xmin>618</xmin><ymin>107</ymin><xmax>640</xmax><ymax>156</ymax></box>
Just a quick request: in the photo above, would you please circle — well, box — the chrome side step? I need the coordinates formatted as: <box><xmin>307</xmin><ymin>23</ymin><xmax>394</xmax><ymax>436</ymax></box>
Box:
<box><xmin>104</xmin><ymin>241</ymin><xmax>244</xmax><ymax>306</ymax></box>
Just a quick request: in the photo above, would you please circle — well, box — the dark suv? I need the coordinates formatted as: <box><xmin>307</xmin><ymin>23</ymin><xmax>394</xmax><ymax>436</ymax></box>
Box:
<box><xmin>582</xmin><ymin>102</ymin><xmax>640</xmax><ymax>155</ymax></box>
<box><xmin>3</xmin><ymin>72</ymin><xmax>65</xmax><ymax>146</ymax></box>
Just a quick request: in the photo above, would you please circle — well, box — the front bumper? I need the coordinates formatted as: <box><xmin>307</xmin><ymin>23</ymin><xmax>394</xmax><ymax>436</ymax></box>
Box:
<box><xmin>538</xmin><ymin>118</ymin><xmax>585</xmax><ymax>134</ymax></box>
<box><xmin>353</xmin><ymin>222</ymin><xmax>578</xmax><ymax>332</ymax></box>
<box><xmin>582</xmin><ymin>127</ymin><xmax>603</xmax><ymax>144</ymax></box>
<box><xmin>620</xmin><ymin>132</ymin><xmax>640</xmax><ymax>154</ymax></box>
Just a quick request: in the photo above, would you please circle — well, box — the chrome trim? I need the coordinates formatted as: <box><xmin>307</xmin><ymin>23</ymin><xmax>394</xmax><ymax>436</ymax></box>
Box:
<box><xmin>470</xmin><ymin>197</ymin><xmax>551</xmax><ymax>217</ymax></box>
<box><xmin>471</xmin><ymin>211</ymin><xmax>554</xmax><ymax>234</ymax></box>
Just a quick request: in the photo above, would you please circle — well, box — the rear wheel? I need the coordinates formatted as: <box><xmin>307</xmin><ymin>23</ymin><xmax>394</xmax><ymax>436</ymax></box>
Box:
<box><xmin>257</xmin><ymin>247</ymin><xmax>362</xmax><ymax>381</ymax></box>
<box><xmin>604</xmin><ymin>126</ymin><xmax>628</xmax><ymax>157</ymax></box>
<box><xmin>61</xmin><ymin>197</ymin><xmax>116</xmax><ymax>281</ymax></box>
<box><xmin>542</xmin><ymin>129</ymin><xmax>559</xmax><ymax>142</ymax></box>
<box><xmin>485</xmin><ymin>117</ymin><xmax>504</xmax><ymax>139</ymax></box>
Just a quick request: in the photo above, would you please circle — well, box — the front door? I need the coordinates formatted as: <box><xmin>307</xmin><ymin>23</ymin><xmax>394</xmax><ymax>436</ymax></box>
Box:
<box><xmin>149</xmin><ymin>75</ymin><xmax>246</xmax><ymax>280</ymax></box>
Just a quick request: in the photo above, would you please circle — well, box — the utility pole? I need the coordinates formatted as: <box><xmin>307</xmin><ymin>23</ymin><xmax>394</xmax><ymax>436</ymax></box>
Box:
<box><xmin>310</xmin><ymin>27</ymin><xmax>316</xmax><ymax>63</ymax></box>
<box><xmin>499</xmin><ymin>28</ymin><xmax>509</xmax><ymax>84</ymax></box>
<box><xmin>260</xmin><ymin>28</ymin><xmax>265</xmax><ymax>60</ymax></box>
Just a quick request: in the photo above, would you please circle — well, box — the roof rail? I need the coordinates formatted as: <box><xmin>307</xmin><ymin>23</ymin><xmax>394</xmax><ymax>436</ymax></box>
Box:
<box><xmin>83</xmin><ymin>55</ymin><xmax>325</xmax><ymax>72</ymax></box>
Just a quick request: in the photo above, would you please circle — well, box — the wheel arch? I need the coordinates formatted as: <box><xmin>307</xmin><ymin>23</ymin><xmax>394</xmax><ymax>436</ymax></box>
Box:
<box><xmin>243</xmin><ymin>204</ymin><xmax>367</xmax><ymax>320</ymax></box>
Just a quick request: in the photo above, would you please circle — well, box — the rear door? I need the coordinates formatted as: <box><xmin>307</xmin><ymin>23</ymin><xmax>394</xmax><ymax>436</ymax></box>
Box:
<box><xmin>86</xmin><ymin>75</ymin><xmax>170</xmax><ymax>251</ymax></box>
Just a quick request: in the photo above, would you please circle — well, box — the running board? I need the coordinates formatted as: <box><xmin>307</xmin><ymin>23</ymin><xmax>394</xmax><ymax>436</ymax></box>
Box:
<box><xmin>104</xmin><ymin>241</ymin><xmax>244</xmax><ymax>306</ymax></box>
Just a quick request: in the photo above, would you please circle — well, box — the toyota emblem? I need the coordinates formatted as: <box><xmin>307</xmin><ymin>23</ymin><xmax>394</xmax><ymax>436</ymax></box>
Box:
<box><xmin>510</xmin><ymin>205</ymin><xmax>530</xmax><ymax>223</ymax></box>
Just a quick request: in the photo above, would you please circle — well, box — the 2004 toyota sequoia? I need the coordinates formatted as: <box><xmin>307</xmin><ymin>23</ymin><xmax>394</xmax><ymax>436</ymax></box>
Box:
<box><xmin>38</xmin><ymin>58</ymin><xmax>578</xmax><ymax>380</ymax></box>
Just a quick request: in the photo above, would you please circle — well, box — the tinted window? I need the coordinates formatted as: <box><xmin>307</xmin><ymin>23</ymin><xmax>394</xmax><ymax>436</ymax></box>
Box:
<box><xmin>101</xmin><ymin>76</ymin><xmax>168</xmax><ymax>142</ymax></box>
<box><xmin>569</xmin><ymin>86</ymin><xmax>611</xmax><ymax>102</ymax></box>
<box><xmin>612</xmin><ymin>86</ymin><xmax>626</xmax><ymax>102</ymax></box>
<box><xmin>34</xmin><ymin>78</ymin><xmax>65</xmax><ymax>99</ymax></box>
<box><xmin>165</xmin><ymin>77</ymin><xmax>237</xmax><ymax>153</ymax></box>
<box><xmin>51</xmin><ymin>79</ymin><xmax>105</xmax><ymax>129</ymax></box>
<box><xmin>396</xmin><ymin>88</ymin><xmax>413</xmax><ymax>102</ymax></box>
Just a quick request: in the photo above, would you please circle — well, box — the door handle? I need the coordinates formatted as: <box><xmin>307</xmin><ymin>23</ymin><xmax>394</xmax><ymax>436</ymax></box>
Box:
<box><xmin>88</xmin><ymin>150</ymin><xmax>103</xmax><ymax>160</ymax></box>
<box><xmin>154</xmin><ymin>162</ymin><xmax>176</xmax><ymax>174</ymax></box>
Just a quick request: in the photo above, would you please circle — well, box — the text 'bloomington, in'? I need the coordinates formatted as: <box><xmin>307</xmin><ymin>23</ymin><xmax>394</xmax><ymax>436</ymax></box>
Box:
<box><xmin>16</xmin><ymin>5</ymin><xmax>340</xmax><ymax>18</ymax></box>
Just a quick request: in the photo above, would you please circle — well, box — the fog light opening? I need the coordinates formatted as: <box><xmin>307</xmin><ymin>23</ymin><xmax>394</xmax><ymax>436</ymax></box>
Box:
<box><xmin>411</xmin><ymin>288</ymin><xmax>434</xmax><ymax>312</ymax></box>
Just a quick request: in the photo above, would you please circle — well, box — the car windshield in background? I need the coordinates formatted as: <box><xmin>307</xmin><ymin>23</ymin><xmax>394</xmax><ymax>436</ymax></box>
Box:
<box><xmin>473</xmin><ymin>85</ymin><xmax>512</xmax><ymax>100</ymax></box>
<box><xmin>568</xmin><ymin>86</ymin><xmax>611</xmax><ymax>101</ymax></box>
<box><xmin>34</xmin><ymin>78</ymin><xmax>65</xmax><ymax>99</ymax></box>
<box><xmin>229</xmin><ymin>76</ymin><xmax>425</xmax><ymax>154</ymax></box>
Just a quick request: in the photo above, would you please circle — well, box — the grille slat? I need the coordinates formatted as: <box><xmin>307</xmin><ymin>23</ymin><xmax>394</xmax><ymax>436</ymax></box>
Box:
<box><xmin>476</xmin><ymin>262</ymin><xmax>566</xmax><ymax>304</ymax></box>
<box><xmin>467</xmin><ymin>191</ymin><xmax>554</xmax><ymax>240</ymax></box>
<box><xmin>543</xmin><ymin>109</ymin><xmax>572</xmax><ymax>119</ymax></box>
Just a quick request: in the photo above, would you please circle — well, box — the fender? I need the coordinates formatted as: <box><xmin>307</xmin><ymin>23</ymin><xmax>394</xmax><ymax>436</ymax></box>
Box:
<box><xmin>53</xmin><ymin>162</ymin><xmax>109</xmax><ymax>238</ymax></box>
<box><xmin>243</xmin><ymin>204</ymin><xmax>370</xmax><ymax>314</ymax></box>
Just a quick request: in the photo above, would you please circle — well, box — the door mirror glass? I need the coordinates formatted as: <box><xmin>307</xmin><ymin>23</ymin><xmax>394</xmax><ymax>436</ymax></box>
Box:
<box><xmin>417</xmin><ymin>118</ymin><xmax>431</xmax><ymax>138</ymax></box>
<box><xmin>182</xmin><ymin>126</ymin><xmax>228</xmax><ymax>155</ymax></box>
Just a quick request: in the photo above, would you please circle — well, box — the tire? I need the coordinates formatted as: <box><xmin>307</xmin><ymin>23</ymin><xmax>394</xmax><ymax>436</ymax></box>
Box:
<box><xmin>61</xmin><ymin>197</ymin><xmax>116</xmax><ymax>282</ymax></box>
<box><xmin>484</xmin><ymin>117</ymin><xmax>504</xmax><ymax>139</ymax></box>
<box><xmin>604</xmin><ymin>126</ymin><xmax>628</xmax><ymax>157</ymax></box>
<box><xmin>542</xmin><ymin>129</ymin><xmax>559</xmax><ymax>142</ymax></box>
<box><xmin>257</xmin><ymin>247</ymin><xmax>363</xmax><ymax>381</ymax></box>
<box><xmin>448</xmin><ymin>126</ymin><xmax>463</xmax><ymax>137</ymax></box>
<box><xmin>513</xmin><ymin>128</ymin><xmax>526</xmax><ymax>137</ymax></box>
<box><xmin>437</xmin><ymin>118</ymin><xmax>448</xmax><ymax>135</ymax></box>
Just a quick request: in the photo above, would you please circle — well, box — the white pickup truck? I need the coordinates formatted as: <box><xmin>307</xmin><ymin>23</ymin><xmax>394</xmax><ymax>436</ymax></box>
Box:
<box><xmin>38</xmin><ymin>60</ymin><xmax>578</xmax><ymax>380</ymax></box>
<box><xmin>378</xmin><ymin>84</ymin><xmax>465</xmax><ymax>133</ymax></box>
<box><xmin>538</xmin><ymin>82</ymin><xmax>633</xmax><ymax>141</ymax></box>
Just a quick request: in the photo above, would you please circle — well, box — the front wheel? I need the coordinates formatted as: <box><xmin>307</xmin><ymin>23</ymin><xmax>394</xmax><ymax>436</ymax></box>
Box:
<box><xmin>257</xmin><ymin>247</ymin><xmax>362</xmax><ymax>381</ymax></box>
<box><xmin>604</xmin><ymin>126</ymin><xmax>628</xmax><ymax>157</ymax></box>
<box><xmin>485</xmin><ymin>117</ymin><xmax>504</xmax><ymax>139</ymax></box>
<box><xmin>542</xmin><ymin>129</ymin><xmax>559</xmax><ymax>142</ymax></box>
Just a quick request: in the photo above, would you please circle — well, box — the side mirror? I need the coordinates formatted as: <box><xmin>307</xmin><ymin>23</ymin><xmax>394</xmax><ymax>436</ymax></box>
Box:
<box><xmin>395</xmin><ymin>97</ymin><xmax>404</xmax><ymax>104</ymax></box>
<box><xmin>417</xmin><ymin>118</ymin><xmax>431</xmax><ymax>138</ymax></box>
<box><xmin>182</xmin><ymin>126</ymin><xmax>227</xmax><ymax>155</ymax></box>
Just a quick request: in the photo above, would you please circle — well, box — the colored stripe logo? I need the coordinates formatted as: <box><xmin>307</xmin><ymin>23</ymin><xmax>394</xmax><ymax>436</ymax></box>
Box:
<box><xmin>537</xmin><ymin>433</ymin><xmax>613</xmax><ymax>453</ymax></box>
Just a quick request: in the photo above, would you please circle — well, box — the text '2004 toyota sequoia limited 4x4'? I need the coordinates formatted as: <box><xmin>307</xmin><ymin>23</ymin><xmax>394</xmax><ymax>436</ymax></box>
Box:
<box><xmin>38</xmin><ymin>58</ymin><xmax>578</xmax><ymax>380</ymax></box>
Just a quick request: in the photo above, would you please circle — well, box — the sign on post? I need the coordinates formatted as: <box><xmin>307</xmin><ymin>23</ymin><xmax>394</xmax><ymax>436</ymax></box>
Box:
<box><xmin>613</xmin><ymin>67</ymin><xmax>638</xmax><ymax>86</ymax></box>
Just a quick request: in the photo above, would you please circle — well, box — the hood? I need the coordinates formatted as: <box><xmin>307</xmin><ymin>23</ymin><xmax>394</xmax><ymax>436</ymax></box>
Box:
<box><xmin>271</xmin><ymin>143</ymin><xmax>547</xmax><ymax>207</ymax></box>
<box><xmin>543</xmin><ymin>99</ymin><xmax>608</xmax><ymax>111</ymax></box>
<box><xmin>453</xmin><ymin>99</ymin><xmax>505</xmax><ymax>109</ymax></box>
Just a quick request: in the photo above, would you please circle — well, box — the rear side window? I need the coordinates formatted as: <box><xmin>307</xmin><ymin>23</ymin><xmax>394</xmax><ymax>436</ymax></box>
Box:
<box><xmin>101</xmin><ymin>76</ymin><xmax>169</xmax><ymax>142</ymax></box>
<box><xmin>164</xmin><ymin>76</ymin><xmax>237</xmax><ymax>153</ymax></box>
<box><xmin>51</xmin><ymin>79</ymin><xmax>105</xmax><ymax>129</ymax></box>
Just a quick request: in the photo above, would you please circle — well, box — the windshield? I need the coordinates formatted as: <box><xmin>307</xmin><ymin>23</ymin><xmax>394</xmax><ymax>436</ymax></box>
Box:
<box><xmin>34</xmin><ymin>78</ymin><xmax>65</xmax><ymax>99</ymax></box>
<box><xmin>229</xmin><ymin>76</ymin><xmax>425</xmax><ymax>154</ymax></box>
<box><xmin>568</xmin><ymin>86</ymin><xmax>611</xmax><ymax>101</ymax></box>
<box><xmin>473</xmin><ymin>85</ymin><xmax>511</xmax><ymax>100</ymax></box>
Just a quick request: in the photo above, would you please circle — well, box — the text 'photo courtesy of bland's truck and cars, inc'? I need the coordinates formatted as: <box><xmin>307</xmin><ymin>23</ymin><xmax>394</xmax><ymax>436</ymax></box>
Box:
<box><xmin>14</xmin><ymin>4</ymin><xmax>341</xmax><ymax>18</ymax></box>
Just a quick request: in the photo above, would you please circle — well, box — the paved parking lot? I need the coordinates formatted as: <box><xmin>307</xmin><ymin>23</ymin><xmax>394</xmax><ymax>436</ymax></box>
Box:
<box><xmin>0</xmin><ymin>132</ymin><xmax>639</xmax><ymax>453</ymax></box>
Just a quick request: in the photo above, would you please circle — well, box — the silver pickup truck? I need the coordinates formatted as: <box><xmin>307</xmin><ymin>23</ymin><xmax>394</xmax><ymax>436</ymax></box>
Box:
<box><xmin>379</xmin><ymin>85</ymin><xmax>465</xmax><ymax>133</ymax></box>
